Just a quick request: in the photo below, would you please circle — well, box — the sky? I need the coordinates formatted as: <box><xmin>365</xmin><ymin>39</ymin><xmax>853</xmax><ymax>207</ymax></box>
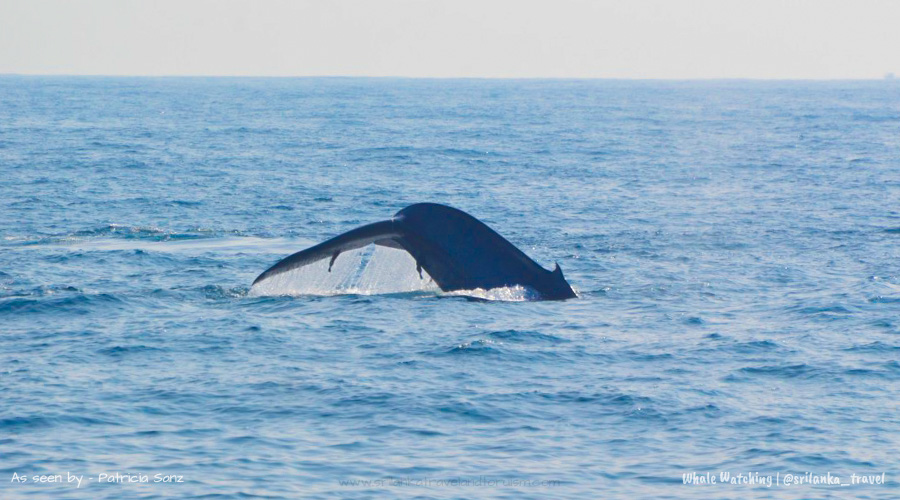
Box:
<box><xmin>0</xmin><ymin>0</ymin><xmax>898</xmax><ymax>79</ymax></box>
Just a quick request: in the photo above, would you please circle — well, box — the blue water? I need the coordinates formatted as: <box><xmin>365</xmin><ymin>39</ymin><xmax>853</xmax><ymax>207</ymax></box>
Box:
<box><xmin>1</xmin><ymin>77</ymin><xmax>899</xmax><ymax>499</ymax></box>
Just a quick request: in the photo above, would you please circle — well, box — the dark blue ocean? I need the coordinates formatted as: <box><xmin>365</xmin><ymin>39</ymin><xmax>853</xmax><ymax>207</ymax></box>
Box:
<box><xmin>1</xmin><ymin>77</ymin><xmax>899</xmax><ymax>499</ymax></box>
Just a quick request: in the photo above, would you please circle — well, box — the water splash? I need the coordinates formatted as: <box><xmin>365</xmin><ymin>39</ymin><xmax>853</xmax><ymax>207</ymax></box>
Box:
<box><xmin>442</xmin><ymin>285</ymin><xmax>541</xmax><ymax>302</ymax></box>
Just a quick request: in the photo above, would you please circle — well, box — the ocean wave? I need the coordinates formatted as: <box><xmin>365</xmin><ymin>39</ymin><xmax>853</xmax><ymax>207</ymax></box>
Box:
<box><xmin>0</xmin><ymin>293</ymin><xmax>126</xmax><ymax>316</ymax></box>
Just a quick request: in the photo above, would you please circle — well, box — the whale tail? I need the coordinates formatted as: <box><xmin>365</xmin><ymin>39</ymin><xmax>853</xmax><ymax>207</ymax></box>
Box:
<box><xmin>252</xmin><ymin>203</ymin><xmax>576</xmax><ymax>300</ymax></box>
<box><xmin>251</xmin><ymin>220</ymin><xmax>401</xmax><ymax>286</ymax></box>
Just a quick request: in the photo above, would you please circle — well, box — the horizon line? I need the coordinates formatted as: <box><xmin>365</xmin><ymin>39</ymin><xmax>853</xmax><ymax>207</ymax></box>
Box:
<box><xmin>1</xmin><ymin>73</ymin><xmax>898</xmax><ymax>82</ymax></box>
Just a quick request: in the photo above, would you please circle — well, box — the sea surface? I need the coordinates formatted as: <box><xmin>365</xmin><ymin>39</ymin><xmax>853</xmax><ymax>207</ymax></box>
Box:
<box><xmin>1</xmin><ymin>77</ymin><xmax>899</xmax><ymax>499</ymax></box>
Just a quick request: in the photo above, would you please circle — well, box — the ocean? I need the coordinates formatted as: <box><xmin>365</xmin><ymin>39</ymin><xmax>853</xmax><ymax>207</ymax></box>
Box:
<box><xmin>1</xmin><ymin>76</ymin><xmax>898</xmax><ymax>499</ymax></box>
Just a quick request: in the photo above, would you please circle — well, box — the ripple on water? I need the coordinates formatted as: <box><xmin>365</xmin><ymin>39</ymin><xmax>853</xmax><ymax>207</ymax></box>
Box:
<box><xmin>97</xmin><ymin>345</ymin><xmax>168</xmax><ymax>357</ymax></box>
<box><xmin>738</xmin><ymin>363</ymin><xmax>824</xmax><ymax>380</ymax></box>
<box><xmin>486</xmin><ymin>329</ymin><xmax>570</xmax><ymax>345</ymax></box>
<box><xmin>418</xmin><ymin>339</ymin><xmax>499</xmax><ymax>358</ymax></box>
<box><xmin>0</xmin><ymin>293</ymin><xmax>126</xmax><ymax>316</ymax></box>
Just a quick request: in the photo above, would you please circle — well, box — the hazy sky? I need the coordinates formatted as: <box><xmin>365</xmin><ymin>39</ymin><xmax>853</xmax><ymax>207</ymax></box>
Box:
<box><xmin>1</xmin><ymin>0</ymin><xmax>898</xmax><ymax>79</ymax></box>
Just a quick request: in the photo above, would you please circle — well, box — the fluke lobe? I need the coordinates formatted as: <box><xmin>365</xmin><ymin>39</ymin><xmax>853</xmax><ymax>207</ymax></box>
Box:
<box><xmin>252</xmin><ymin>203</ymin><xmax>577</xmax><ymax>300</ymax></box>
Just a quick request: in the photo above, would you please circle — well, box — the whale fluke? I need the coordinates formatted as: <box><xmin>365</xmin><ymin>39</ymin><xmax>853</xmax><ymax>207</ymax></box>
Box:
<box><xmin>252</xmin><ymin>203</ymin><xmax>577</xmax><ymax>300</ymax></box>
